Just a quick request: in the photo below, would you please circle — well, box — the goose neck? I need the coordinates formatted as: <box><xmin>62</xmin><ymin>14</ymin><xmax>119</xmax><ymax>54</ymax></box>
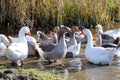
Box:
<box><xmin>58</xmin><ymin>33</ymin><xmax>66</xmax><ymax>45</ymax></box>
<box><xmin>86</xmin><ymin>32</ymin><xmax>94</xmax><ymax>48</ymax></box>
<box><xmin>69</xmin><ymin>32</ymin><xmax>77</xmax><ymax>45</ymax></box>
<box><xmin>53</xmin><ymin>33</ymin><xmax>58</xmax><ymax>44</ymax></box>
<box><xmin>18</xmin><ymin>31</ymin><xmax>27</xmax><ymax>43</ymax></box>
<box><xmin>98</xmin><ymin>30</ymin><xmax>103</xmax><ymax>34</ymax></box>
<box><xmin>18</xmin><ymin>31</ymin><xmax>26</xmax><ymax>38</ymax></box>
<box><xmin>97</xmin><ymin>34</ymin><xmax>102</xmax><ymax>46</ymax></box>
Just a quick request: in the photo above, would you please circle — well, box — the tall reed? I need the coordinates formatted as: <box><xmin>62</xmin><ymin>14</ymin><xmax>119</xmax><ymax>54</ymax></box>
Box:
<box><xmin>0</xmin><ymin>0</ymin><xmax>120</xmax><ymax>33</ymax></box>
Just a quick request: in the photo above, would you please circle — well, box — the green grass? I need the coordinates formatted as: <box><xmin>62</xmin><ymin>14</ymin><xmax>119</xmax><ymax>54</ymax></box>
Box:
<box><xmin>0</xmin><ymin>65</ymin><xmax>67</xmax><ymax>80</ymax></box>
<box><xmin>17</xmin><ymin>68</ymin><xmax>65</xmax><ymax>80</ymax></box>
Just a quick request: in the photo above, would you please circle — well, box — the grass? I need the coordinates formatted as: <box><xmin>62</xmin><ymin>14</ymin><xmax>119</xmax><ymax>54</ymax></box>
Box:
<box><xmin>0</xmin><ymin>65</ymin><xmax>67</xmax><ymax>80</ymax></box>
<box><xmin>17</xmin><ymin>68</ymin><xmax>65</xmax><ymax>80</ymax></box>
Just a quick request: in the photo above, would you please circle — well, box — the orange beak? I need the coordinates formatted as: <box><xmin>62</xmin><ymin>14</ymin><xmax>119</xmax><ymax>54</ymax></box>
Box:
<box><xmin>75</xmin><ymin>27</ymin><xmax>80</xmax><ymax>32</ymax></box>
<box><xmin>47</xmin><ymin>32</ymin><xmax>52</xmax><ymax>38</ymax></box>
<box><xmin>26</xmin><ymin>31</ymin><xmax>31</xmax><ymax>36</ymax></box>
<box><xmin>6</xmin><ymin>45</ymin><xmax>9</xmax><ymax>48</ymax></box>
<box><xmin>80</xmin><ymin>31</ymin><xmax>84</xmax><ymax>35</ymax></box>
<box><xmin>67</xmin><ymin>27</ymin><xmax>71</xmax><ymax>32</ymax></box>
<box><xmin>96</xmin><ymin>27</ymin><xmax>98</xmax><ymax>31</ymax></box>
<box><xmin>57</xmin><ymin>27</ymin><xmax>61</xmax><ymax>33</ymax></box>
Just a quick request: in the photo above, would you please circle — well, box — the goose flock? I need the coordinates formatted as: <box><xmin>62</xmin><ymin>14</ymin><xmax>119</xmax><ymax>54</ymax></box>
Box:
<box><xmin>0</xmin><ymin>24</ymin><xmax>120</xmax><ymax>67</ymax></box>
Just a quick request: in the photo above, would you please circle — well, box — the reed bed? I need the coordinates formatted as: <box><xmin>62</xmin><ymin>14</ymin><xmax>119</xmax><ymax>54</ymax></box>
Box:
<box><xmin>0</xmin><ymin>0</ymin><xmax>120</xmax><ymax>34</ymax></box>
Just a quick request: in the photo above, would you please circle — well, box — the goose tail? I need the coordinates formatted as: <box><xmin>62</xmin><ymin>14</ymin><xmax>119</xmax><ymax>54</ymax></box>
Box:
<box><xmin>112</xmin><ymin>48</ymin><xmax>117</xmax><ymax>56</ymax></box>
<box><xmin>114</xmin><ymin>46</ymin><xmax>120</xmax><ymax>57</ymax></box>
<box><xmin>38</xmin><ymin>48</ymin><xmax>46</xmax><ymax>61</ymax></box>
<box><xmin>4</xmin><ymin>47</ymin><xmax>14</xmax><ymax>58</ymax></box>
<box><xmin>35</xmin><ymin>44</ymin><xmax>46</xmax><ymax>60</ymax></box>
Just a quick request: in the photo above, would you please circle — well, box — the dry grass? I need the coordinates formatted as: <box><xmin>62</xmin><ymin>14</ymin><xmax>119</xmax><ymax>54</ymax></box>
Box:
<box><xmin>0</xmin><ymin>0</ymin><xmax>120</xmax><ymax>32</ymax></box>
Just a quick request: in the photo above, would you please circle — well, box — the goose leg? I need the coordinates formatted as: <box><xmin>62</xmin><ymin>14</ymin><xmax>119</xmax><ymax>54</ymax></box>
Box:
<box><xmin>65</xmin><ymin>52</ymin><xmax>73</xmax><ymax>58</ymax></box>
<box><xmin>98</xmin><ymin>63</ymin><xmax>110</xmax><ymax>66</ymax></box>
<box><xmin>56</xmin><ymin>60</ymin><xmax>65</xmax><ymax>66</ymax></box>
<box><xmin>16</xmin><ymin>60</ymin><xmax>23</xmax><ymax>67</ymax></box>
<box><xmin>11</xmin><ymin>61</ymin><xmax>22</xmax><ymax>67</ymax></box>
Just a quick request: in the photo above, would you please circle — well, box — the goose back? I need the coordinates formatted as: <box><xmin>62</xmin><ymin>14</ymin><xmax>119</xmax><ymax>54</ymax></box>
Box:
<box><xmin>42</xmin><ymin>26</ymin><xmax>71</xmax><ymax>61</ymax></box>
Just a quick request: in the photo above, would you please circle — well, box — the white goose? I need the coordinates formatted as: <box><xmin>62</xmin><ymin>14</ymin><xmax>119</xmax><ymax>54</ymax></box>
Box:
<box><xmin>95</xmin><ymin>24</ymin><xmax>116</xmax><ymax>45</ymax></box>
<box><xmin>95</xmin><ymin>32</ymin><xmax>120</xmax><ymax>58</ymax></box>
<box><xmin>66</xmin><ymin>26</ymin><xmax>81</xmax><ymax>58</ymax></box>
<box><xmin>25</xmin><ymin>35</ymin><xmax>36</xmax><ymax>43</ymax></box>
<box><xmin>4</xmin><ymin>26</ymin><xmax>31</xmax><ymax>66</ymax></box>
<box><xmin>9</xmin><ymin>34</ymin><xmax>36</xmax><ymax>43</ymax></box>
<box><xmin>105</xmin><ymin>28</ymin><xmax>120</xmax><ymax>40</ymax></box>
<box><xmin>83</xmin><ymin>29</ymin><xmax>118</xmax><ymax>65</ymax></box>
<box><xmin>96</xmin><ymin>24</ymin><xmax>120</xmax><ymax>39</ymax></box>
<box><xmin>0</xmin><ymin>34</ymin><xmax>10</xmax><ymax>55</ymax></box>
<box><xmin>8</xmin><ymin>30</ymin><xmax>40</xmax><ymax>57</ymax></box>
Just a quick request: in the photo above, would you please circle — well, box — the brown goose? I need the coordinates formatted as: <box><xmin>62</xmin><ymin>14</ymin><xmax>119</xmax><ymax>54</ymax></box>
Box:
<box><xmin>39</xmin><ymin>26</ymin><xmax>71</xmax><ymax>63</ymax></box>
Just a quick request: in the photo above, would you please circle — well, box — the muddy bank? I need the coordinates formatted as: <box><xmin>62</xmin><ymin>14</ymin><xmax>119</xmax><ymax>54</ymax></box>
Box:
<box><xmin>0</xmin><ymin>43</ymin><xmax>120</xmax><ymax>80</ymax></box>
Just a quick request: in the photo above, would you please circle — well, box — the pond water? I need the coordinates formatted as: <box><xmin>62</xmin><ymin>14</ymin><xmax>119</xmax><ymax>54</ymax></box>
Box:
<box><xmin>1</xmin><ymin>43</ymin><xmax>120</xmax><ymax>80</ymax></box>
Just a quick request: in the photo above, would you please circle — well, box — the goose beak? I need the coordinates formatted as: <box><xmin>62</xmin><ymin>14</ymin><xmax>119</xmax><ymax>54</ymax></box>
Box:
<box><xmin>26</xmin><ymin>31</ymin><xmax>31</xmax><ymax>36</ymax></box>
<box><xmin>75</xmin><ymin>27</ymin><xmax>80</xmax><ymax>32</ymax></box>
<box><xmin>6</xmin><ymin>45</ymin><xmax>9</xmax><ymax>48</ymax></box>
<box><xmin>96</xmin><ymin>27</ymin><xmax>98</xmax><ymax>31</ymax></box>
<box><xmin>57</xmin><ymin>27</ymin><xmax>61</xmax><ymax>33</ymax></box>
<box><xmin>80</xmin><ymin>31</ymin><xmax>84</xmax><ymax>35</ymax></box>
<box><xmin>47</xmin><ymin>32</ymin><xmax>52</xmax><ymax>38</ymax></box>
<box><xmin>67</xmin><ymin>27</ymin><xmax>71</xmax><ymax>32</ymax></box>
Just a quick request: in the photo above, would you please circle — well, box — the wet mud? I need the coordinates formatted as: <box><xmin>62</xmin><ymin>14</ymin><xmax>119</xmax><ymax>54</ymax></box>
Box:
<box><xmin>0</xmin><ymin>43</ymin><xmax>120</xmax><ymax>80</ymax></box>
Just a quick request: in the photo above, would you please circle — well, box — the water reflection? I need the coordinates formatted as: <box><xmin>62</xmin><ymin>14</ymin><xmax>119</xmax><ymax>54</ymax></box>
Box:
<box><xmin>85</xmin><ymin>65</ymin><xmax>120</xmax><ymax>80</ymax></box>
<box><xmin>52</xmin><ymin>67</ymin><xmax>68</xmax><ymax>79</ymax></box>
<box><xmin>67</xmin><ymin>58</ymin><xmax>82</xmax><ymax>72</ymax></box>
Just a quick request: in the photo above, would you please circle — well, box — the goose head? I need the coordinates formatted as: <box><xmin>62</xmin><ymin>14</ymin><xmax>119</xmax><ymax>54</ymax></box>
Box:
<box><xmin>19</xmin><ymin>26</ymin><xmax>31</xmax><ymax>37</ymax></box>
<box><xmin>37</xmin><ymin>31</ymin><xmax>43</xmax><ymax>40</ymax></box>
<box><xmin>0</xmin><ymin>38</ymin><xmax>6</xmax><ymax>50</ymax></box>
<box><xmin>83</xmin><ymin>29</ymin><xmax>91</xmax><ymax>36</ymax></box>
<box><xmin>57</xmin><ymin>26</ymin><xmax>71</xmax><ymax>42</ymax></box>
<box><xmin>45</xmin><ymin>31</ymin><xmax>52</xmax><ymax>38</ymax></box>
<box><xmin>0</xmin><ymin>34</ymin><xmax>10</xmax><ymax>47</ymax></box>
<box><xmin>83</xmin><ymin>29</ymin><xmax>94</xmax><ymax>47</ymax></box>
<box><xmin>59</xmin><ymin>25</ymin><xmax>71</xmax><ymax>34</ymax></box>
<box><xmin>53</xmin><ymin>26</ymin><xmax>60</xmax><ymax>33</ymax></box>
<box><xmin>67</xmin><ymin>26</ymin><xmax>79</xmax><ymax>45</ymax></box>
<box><xmin>37</xmin><ymin>31</ymin><xmax>48</xmax><ymax>39</ymax></box>
<box><xmin>95</xmin><ymin>24</ymin><xmax>103</xmax><ymax>34</ymax></box>
<box><xmin>71</xmin><ymin>26</ymin><xmax>80</xmax><ymax>33</ymax></box>
<box><xmin>69</xmin><ymin>26</ymin><xmax>80</xmax><ymax>37</ymax></box>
